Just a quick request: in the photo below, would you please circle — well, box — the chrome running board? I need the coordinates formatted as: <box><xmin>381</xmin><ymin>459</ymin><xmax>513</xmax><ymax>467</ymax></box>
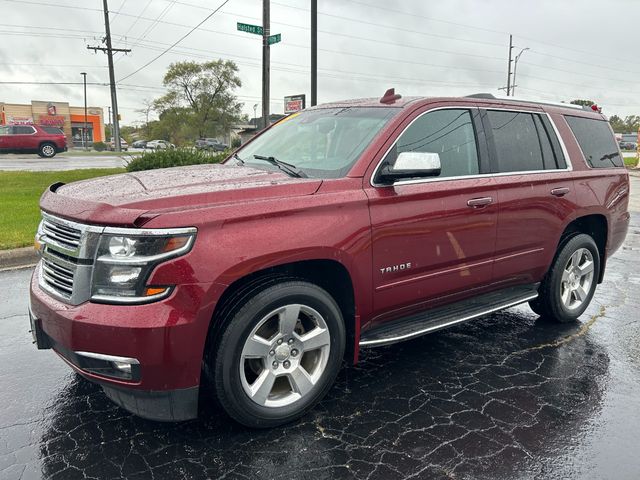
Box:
<box><xmin>360</xmin><ymin>284</ymin><xmax>539</xmax><ymax>347</ymax></box>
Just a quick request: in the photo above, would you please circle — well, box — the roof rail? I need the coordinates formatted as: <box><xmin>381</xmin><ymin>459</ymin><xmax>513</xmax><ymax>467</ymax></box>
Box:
<box><xmin>465</xmin><ymin>93</ymin><xmax>588</xmax><ymax>111</ymax></box>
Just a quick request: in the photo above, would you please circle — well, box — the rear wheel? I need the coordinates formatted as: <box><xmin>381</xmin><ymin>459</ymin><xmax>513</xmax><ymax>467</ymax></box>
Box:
<box><xmin>39</xmin><ymin>143</ymin><xmax>56</xmax><ymax>158</ymax></box>
<box><xmin>529</xmin><ymin>233</ymin><xmax>600</xmax><ymax>323</ymax></box>
<box><xmin>209</xmin><ymin>280</ymin><xmax>345</xmax><ymax>428</ymax></box>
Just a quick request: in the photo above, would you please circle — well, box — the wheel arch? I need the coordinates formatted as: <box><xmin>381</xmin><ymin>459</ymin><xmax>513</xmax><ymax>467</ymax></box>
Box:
<box><xmin>558</xmin><ymin>213</ymin><xmax>608</xmax><ymax>283</ymax></box>
<box><xmin>205</xmin><ymin>258</ymin><xmax>358</xmax><ymax>371</ymax></box>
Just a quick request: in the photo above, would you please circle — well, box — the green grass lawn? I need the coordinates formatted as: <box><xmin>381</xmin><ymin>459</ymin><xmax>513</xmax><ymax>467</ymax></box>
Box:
<box><xmin>0</xmin><ymin>168</ymin><xmax>124</xmax><ymax>250</ymax></box>
<box><xmin>624</xmin><ymin>155</ymin><xmax>639</xmax><ymax>168</ymax></box>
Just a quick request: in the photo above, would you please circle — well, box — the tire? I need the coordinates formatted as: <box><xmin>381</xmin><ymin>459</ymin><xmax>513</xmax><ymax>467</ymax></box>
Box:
<box><xmin>529</xmin><ymin>233</ymin><xmax>600</xmax><ymax>323</ymax></box>
<box><xmin>210</xmin><ymin>280</ymin><xmax>345</xmax><ymax>428</ymax></box>
<box><xmin>39</xmin><ymin>143</ymin><xmax>56</xmax><ymax>158</ymax></box>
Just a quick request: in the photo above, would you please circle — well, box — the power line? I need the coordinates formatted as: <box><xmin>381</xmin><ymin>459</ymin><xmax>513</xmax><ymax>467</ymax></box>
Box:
<box><xmin>1</xmin><ymin>63</ymin><xmax>107</xmax><ymax>68</ymax></box>
<box><xmin>129</xmin><ymin>0</ymin><xmax>177</xmax><ymax>51</ymax></box>
<box><xmin>110</xmin><ymin>0</ymin><xmax>128</xmax><ymax>24</ymax></box>
<box><xmin>117</xmin><ymin>0</ymin><xmax>153</xmax><ymax>45</ymax></box>
<box><xmin>117</xmin><ymin>0</ymin><xmax>230</xmax><ymax>82</ymax></box>
<box><xmin>341</xmin><ymin>0</ymin><xmax>640</xmax><ymax>70</ymax></box>
<box><xmin>0</xmin><ymin>0</ymin><xmax>102</xmax><ymax>13</ymax></box>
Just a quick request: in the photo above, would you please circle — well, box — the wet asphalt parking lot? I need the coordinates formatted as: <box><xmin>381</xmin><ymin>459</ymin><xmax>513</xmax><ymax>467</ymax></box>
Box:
<box><xmin>1</xmin><ymin>175</ymin><xmax>640</xmax><ymax>480</ymax></box>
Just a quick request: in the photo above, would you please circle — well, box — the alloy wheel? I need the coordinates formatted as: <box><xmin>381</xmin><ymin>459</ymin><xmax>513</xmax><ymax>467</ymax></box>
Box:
<box><xmin>239</xmin><ymin>304</ymin><xmax>331</xmax><ymax>408</ymax></box>
<box><xmin>560</xmin><ymin>247</ymin><xmax>594</xmax><ymax>310</ymax></box>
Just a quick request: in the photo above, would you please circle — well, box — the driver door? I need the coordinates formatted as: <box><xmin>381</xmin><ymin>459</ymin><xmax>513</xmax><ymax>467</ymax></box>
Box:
<box><xmin>364</xmin><ymin>107</ymin><xmax>498</xmax><ymax>325</ymax></box>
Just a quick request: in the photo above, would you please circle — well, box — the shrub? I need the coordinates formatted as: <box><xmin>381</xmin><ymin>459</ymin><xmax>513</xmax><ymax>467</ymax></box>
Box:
<box><xmin>126</xmin><ymin>148</ymin><xmax>227</xmax><ymax>172</ymax></box>
<box><xmin>231</xmin><ymin>137</ymin><xmax>241</xmax><ymax>148</ymax></box>
<box><xmin>93</xmin><ymin>141</ymin><xmax>107</xmax><ymax>152</ymax></box>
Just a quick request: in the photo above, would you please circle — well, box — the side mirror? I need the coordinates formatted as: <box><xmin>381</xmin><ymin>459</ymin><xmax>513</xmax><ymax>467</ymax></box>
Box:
<box><xmin>377</xmin><ymin>151</ymin><xmax>441</xmax><ymax>185</ymax></box>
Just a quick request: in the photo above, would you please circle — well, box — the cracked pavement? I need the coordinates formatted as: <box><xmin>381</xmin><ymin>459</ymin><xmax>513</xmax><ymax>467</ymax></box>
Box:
<box><xmin>1</xmin><ymin>178</ymin><xmax>639</xmax><ymax>480</ymax></box>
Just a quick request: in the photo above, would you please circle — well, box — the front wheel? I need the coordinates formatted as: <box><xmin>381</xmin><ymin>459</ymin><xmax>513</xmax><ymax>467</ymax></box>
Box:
<box><xmin>39</xmin><ymin>143</ymin><xmax>56</xmax><ymax>158</ymax></box>
<box><xmin>210</xmin><ymin>281</ymin><xmax>345</xmax><ymax>428</ymax></box>
<box><xmin>529</xmin><ymin>233</ymin><xmax>600</xmax><ymax>323</ymax></box>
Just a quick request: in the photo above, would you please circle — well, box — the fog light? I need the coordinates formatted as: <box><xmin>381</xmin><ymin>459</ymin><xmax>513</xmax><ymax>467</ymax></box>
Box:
<box><xmin>112</xmin><ymin>361</ymin><xmax>132</xmax><ymax>374</ymax></box>
<box><xmin>109</xmin><ymin>266</ymin><xmax>142</xmax><ymax>284</ymax></box>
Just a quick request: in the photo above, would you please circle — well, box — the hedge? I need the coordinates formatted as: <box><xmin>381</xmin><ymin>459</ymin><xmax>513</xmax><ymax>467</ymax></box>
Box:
<box><xmin>126</xmin><ymin>148</ymin><xmax>228</xmax><ymax>172</ymax></box>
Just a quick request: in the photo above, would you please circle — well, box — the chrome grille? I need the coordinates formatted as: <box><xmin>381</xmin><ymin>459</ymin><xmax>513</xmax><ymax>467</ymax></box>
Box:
<box><xmin>42</xmin><ymin>218</ymin><xmax>82</xmax><ymax>250</ymax></box>
<box><xmin>37</xmin><ymin>213</ymin><xmax>100</xmax><ymax>305</ymax></box>
<box><xmin>41</xmin><ymin>254</ymin><xmax>76</xmax><ymax>298</ymax></box>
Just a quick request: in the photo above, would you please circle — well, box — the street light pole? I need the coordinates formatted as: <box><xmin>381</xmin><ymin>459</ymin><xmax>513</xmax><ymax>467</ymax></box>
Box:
<box><xmin>506</xmin><ymin>34</ymin><xmax>513</xmax><ymax>96</ymax></box>
<box><xmin>511</xmin><ymin>47</ymin><xmax>530</xmax><ymax>97</ymax></box>
<box><xmin>311</xmin><ymin>0</ymin><xmax>317</xmax><ymax>106</ymax></box>
<box><xmin>81</xmin><ymin>72</ymin><xmax>88</xmax><ymax>150</ymax></box>
<box><xmin>261</xmin><ymin>0</ymin><xmax>270</xmax><ymax>128</ymax></box>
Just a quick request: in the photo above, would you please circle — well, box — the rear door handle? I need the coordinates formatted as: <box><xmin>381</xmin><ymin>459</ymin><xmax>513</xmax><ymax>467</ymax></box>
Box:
<box><xmin>467</xmin><ymin>196</ymin><xmax>493</xmax><ymax>208</ymax></box>
<box><xmin>551</xmin><ymin>187</ymin><xmax>570</xmax><ymax>197</ymax></box>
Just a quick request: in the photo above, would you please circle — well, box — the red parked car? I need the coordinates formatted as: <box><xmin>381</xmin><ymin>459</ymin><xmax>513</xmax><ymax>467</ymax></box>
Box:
<box><xmin>0</xmin><ymin>124</ymin><xmax>67</xmax><ymax>158</ymax></box>
<box><xmin>29</xmin><ymin>91</ymin><xmax>629</xmax><ymax>427</ymax></box>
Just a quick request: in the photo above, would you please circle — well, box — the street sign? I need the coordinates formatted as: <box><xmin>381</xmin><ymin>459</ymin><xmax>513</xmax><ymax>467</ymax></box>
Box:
<box><xmin>237</xmin><ymin>22</ymin><xmax>263</xmax><ymax>35</ymax></box>
<box><xmin>268</xmin><ymin>33</ymin><xmax>281</xmax><ymax>45</ymax></box>
<box><xmin>285</xmin><ymin>94</ymin><xmax>305</xmax><ymax>114</ymax></box>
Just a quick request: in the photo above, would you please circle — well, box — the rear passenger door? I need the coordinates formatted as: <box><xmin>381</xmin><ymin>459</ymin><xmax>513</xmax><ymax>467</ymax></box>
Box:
<box><xmin>482</xmin><ymin>108</ymin><xmax>577</xmax><ymax>286</ymax></box>
<box><xmin>14</xmin><ymin>125</ymin><xmax>39</xmax><ymax>150</ymax></box>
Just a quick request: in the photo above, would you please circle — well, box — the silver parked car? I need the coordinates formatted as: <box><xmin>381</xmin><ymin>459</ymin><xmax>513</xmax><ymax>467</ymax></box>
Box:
<box><xmin>146</xmin><ymin>140</ymin><xmax>175</xmax><ymax>150</ymax></box>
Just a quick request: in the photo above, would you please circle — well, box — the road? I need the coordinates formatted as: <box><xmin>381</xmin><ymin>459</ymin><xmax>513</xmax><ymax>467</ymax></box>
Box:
<box><xmin>1</xmin><ymin>176</ymin><xmax>639</xmax><ymax>480</ymax></box>
<box><xmin>0</xmin><ymin>154</ymin><xmax>132</xmax><ymax>171</ymax></box>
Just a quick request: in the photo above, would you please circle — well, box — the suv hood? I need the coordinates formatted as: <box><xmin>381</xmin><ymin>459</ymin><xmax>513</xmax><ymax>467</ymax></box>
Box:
<box><xmin>40</xmin><ymin>164</ymin><xmax>323</xmax><ymax>226</ymax></box>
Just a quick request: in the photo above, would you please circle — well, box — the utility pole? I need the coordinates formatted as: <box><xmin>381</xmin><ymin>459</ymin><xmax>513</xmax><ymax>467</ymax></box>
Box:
<box><xmin>311</xmin><ymin>0</ymin><xmax>317</xmax><ymax>106</ymax></box>
<box><xmin>506</xmin><ymin>34</ymin><xmax>513</xmax><ymax>96</ymax></box>
<box><xmin>87</xmin><ymin>0</ymin><xmax>131</xmax><ymax>152</ymax></box>
<box><xmin>262</xmin><ymin>0</ymin><xmax>270</xmax><ymax>128</ymax></box>
<box><xmin>108</xmin><ymin>106</ymin><xmax>112</xmax><ymax>130</ymax></box>
<box><xmin>81</xmin><ymin>72</ymin><xmax>88</xmax><ymax>150</ymax></box>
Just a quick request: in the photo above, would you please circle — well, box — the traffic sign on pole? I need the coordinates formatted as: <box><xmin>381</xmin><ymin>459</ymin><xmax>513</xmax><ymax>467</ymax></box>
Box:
<box><xmin>237</xmin><ymin>22</ymin><xmax>263</xmax><ymax>35</ymax></box>
<box><xmin>268</xmin><ymin>33</ymin><xmax>281</xmax><ymax>45</ymax></box>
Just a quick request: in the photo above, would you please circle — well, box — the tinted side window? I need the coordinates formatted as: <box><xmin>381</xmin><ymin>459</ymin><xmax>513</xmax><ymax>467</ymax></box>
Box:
<box><xmin>486</xmin><ymin>110</ymin><xmax>544</xmax><ymax>172</ymax></box>
<box><xmin>565</xmin><ymin>116</ymin><xmax>623</xmax><ymax>168</ymax></box>
<box><xmin>42</xmin><ymin>127</ymin><xmax>63</xmax><ymax>134</ymax></box>
<box><xmin>540</xmin><ymin>115</ymin><xmax>567</xmax><ymax>169</ymax></box>
<box><xmin>0</xmin><ymin>126</ymin><xmax>10</xmax><ymax>136</ymax></box>
<box><xmin>14</xmin><ymin>126</ymin><xmax>35</xmax><ymax>134</ymax></box>
<box><xmin>387</xmin><ymin>109</ymin><xmax>479</xmax><ymax>178</ymax></box>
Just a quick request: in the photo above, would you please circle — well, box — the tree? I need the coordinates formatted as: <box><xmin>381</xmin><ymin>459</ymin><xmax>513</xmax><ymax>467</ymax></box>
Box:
<box><xmin>569</xmin><ymin>99</ymin><xmax>595</xmax><ymax>107</ymax></box>
<box><xmin>153</xmin><ymin>60</ymin><xmax>243</xmax><ymax>142</ymax></box>
<box><xmin>135</xmin><ymin>98</ymin><xmax>155</xmax><ymax>139</ymax></box>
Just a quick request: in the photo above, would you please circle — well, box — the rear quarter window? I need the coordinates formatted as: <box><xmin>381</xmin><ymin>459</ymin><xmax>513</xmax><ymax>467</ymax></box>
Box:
<box><xmin>564</xmin><ymin>116</ymin><xmax>623</xmax><ymax>168</ymax></box>
<box><xmin>42</xmin><ymin>127</ymin><xmax>64</xmax><ymax>135</ymax></box>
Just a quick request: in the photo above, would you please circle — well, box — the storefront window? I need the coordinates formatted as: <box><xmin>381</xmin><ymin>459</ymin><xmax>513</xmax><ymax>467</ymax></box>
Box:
<box><xmin>71</xmin><ymin>126</ymin><xmax>93</xmax><ymax>147</ymax></box>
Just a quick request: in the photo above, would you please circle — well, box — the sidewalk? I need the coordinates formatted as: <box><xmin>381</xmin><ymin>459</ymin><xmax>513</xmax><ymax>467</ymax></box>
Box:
<box><xmin>0</xmin><ymin>247</ymin><xmax>38</xmax><ymax>271</ymax></box>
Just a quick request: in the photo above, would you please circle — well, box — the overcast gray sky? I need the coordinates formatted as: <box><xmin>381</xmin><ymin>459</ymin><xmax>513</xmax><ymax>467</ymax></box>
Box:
<box><xmin>1</xmin><ymin>0</ymin><xmax>639</xmax><ymax>125</ymax></box>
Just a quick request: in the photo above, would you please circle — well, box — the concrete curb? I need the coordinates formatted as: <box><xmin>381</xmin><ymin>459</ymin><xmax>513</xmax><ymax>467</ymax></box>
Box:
<box><xmin>0</xmin><ymin>247</ymin><xmax>38</xmax><ymax>271</ymax></box>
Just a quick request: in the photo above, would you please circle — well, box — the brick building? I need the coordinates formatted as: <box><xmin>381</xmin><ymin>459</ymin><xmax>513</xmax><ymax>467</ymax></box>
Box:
<box><xmin>0</xmin><ymin>100</ymin><xmax>105</xmax><ymax>147</ymax></box>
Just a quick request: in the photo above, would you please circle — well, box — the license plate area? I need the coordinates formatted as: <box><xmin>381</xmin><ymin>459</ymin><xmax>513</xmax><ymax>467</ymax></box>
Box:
<box><xmin>29</xmin><ymin>308</ymin><xmax>52</xmax><ymax>350</ymax></box>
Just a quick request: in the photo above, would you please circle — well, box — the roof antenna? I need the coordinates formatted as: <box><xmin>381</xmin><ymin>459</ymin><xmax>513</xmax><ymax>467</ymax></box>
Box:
<box><xmin>380</xmin><ymin>88</ymin><xmax>401</xmax><ymax>104</ymax></box>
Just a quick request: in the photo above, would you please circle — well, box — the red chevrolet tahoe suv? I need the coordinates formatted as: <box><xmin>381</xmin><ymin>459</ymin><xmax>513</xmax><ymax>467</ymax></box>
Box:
<box><xmin>0</xmin><ymin>124</ymin><xmax>67</xmax><ymax>157</ymax></box>
<box><xmin>29</xmin><ymin>92</ymin><xmax>630</xmax><ymax>427</ymax></box>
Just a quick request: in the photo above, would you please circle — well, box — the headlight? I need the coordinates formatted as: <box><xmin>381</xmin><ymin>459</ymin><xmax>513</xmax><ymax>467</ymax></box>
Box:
<box><xmin>91</xmin><ymin>229</ymin><xmax>196</xmax><ymax>304</ymax></box>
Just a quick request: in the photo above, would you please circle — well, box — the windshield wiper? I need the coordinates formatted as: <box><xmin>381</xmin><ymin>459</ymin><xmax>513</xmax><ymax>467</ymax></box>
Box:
<box><xmin>253</xmin><ymin>155</ymin><xmax>307</xmax><ymax>178</ymax></box>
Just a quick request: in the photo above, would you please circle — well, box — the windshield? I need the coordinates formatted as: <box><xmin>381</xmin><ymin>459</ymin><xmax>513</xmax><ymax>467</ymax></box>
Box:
<box><xmin>235</xmin><ymin>107</ymin><xmax>398</xmax><ymax>178</ymax></box>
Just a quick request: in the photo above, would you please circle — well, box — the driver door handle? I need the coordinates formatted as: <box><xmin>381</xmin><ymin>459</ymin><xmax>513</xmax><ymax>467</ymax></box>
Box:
<box><xmin>467</xmin><ymin>196</ymin><xmax>493</xmax><ymax>208</ymax></box>
<box><xmin>551</xmin><ymin>187</ymin><xmax>570</xmax><ymax>197</ymax></box>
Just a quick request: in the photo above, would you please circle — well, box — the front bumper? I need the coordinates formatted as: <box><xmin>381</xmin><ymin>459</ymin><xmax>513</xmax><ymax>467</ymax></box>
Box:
<box><xmin>29</xmin><ymin>263</ymin><xmax>221</xmax><ymax>421</ymax></box>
